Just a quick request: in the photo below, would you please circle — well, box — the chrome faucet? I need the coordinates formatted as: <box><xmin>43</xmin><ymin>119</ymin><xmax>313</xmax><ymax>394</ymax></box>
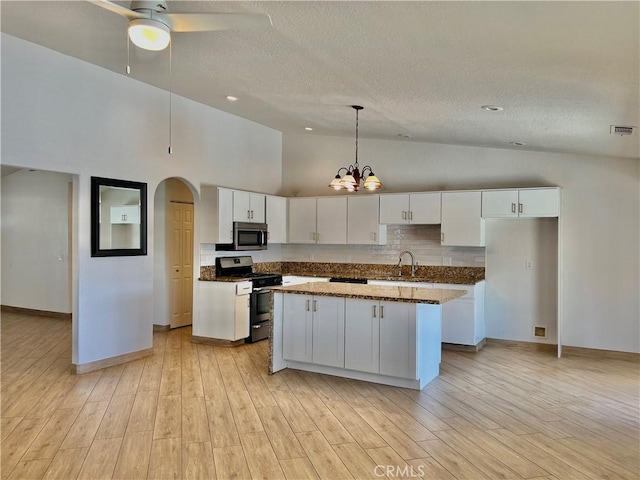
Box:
<box><xmin>397</xmin><ymin>250</ymin><xmax>417</xmax><ymax>276</ymax></box>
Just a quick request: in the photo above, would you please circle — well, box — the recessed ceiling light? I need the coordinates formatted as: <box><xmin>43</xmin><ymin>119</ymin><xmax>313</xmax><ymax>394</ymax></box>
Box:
<box><xmin>304</xmin><ymin>127</ymin><xmax>314</xmax><ymax>131</ymax></box>
<box><xmin>226</xmin><ymin>95</ymin><xmax>238</xmax><ymax>102</ymax></box>
<box><xmin>509</xmin><ymin>141</ymin><xmax>527</xmax><ymax>146</ymax></box>
<box><xmin>481</xmin><ymin>105</ymin><xmax>503</xmax><ymax>111</ymax></box>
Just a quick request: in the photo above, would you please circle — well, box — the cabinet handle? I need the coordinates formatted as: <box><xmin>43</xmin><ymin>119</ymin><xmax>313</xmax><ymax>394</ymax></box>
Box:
<box><xmin>372</xmin><ymin>305</ymin><xmax>377</xmax><ymax>318</ymax></box>
<box><xmin>372</xmin><ymin>232</ymin><xmax>377</xmax><ymax>242</ymax></box>
<box><xmin>247</xmin><ymin>210</ymin><xmax>251</xmax><ymax>219</ymax></box>
<box><xmin>380</xmin><ymin>305</ymin><xmax>385</xmax><ymax>318</ymax></box>
<box><xmin>409</xmin><ymin>211</ymin><xmax>413</xmax><ymax>221</ymax></box>
<box><xmin>519</xmin><ymin>203</ymin><xmax>523</xmax><ymax>214</ymax></box>
<box><xmin>306</xmin><ymin>299</ymin><xmax>310</xmax><ymax>311</ymax></box>
<box><xmin>267</xmin><ymin>231</ymin><xmax>270</xmax><ymax>240</ymax></box>
<box><xmin>402</xmin><ymin>211</ymin><xmax>407</xmax><ymax>220</ymax></box>
<box><xmin>250</xmin><ymin>210</ymin><xmax>254</xmax><ymax>219</ymax></box>
<box><xmin>247</xmin><ymin>298</ymin><xmax>250</xmax><ymax>307</ymax></box>
<box><xmin>441</xmin><ymin>232</ymin><xmax>445</xmax><ymax>242</ymax></box>
<box><xmin>511</xmin><ymin>202</ymin><xmax>516</xmax><ymax>213</ymax></box>
<box><xmin>313</xmin><ymin>300</ymin><xmax>317</xmax><ymax>312</ymax></box>
<box><xmin>316</xmin><ymin>232</ymin><xmax>319</xmax><ymax>242</ymax></box>
<box><xmin>252</xmin><ymin>325</ymin><xmax>262</xmax><ymax>329</ymax></box>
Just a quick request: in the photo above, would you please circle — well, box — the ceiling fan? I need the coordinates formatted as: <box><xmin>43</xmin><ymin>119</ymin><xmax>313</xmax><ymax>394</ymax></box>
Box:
<box><xmin>90</xmin><ymin>0</ymin><xmax>273</xmax><ymax>51</ymax></box>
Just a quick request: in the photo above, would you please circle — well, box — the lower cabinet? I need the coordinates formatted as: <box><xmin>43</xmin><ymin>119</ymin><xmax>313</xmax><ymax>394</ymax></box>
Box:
<box><xmin>196</xmin><ymin>281</ymin><xmax>251</xmax><ymax>341</ymax></box>
<box><xmin>344</xmin><ymin>299</ymin><xmax>416</xmax><ymax>379</ymax></box>
<box><xmin>438</xmin><ymin>282</ymin><xmax>485</xmax><ymax>346</ymax></box>
<box><xmin>282</xmin><ymin>294</ymin><xmax>345</xmax><ymax>367</ymax></box>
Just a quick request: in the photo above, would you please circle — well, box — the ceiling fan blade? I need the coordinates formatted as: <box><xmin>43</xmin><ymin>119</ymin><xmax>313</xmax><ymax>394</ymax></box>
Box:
<box><xmin>88</xmin><ymin>0</ymin><xmax>144</xmax><ymax>20</ymax></box>
<box><xmin>160</xmin><ymin>13</ymin><xmax>272</xmax><ymax>33</ymax></box>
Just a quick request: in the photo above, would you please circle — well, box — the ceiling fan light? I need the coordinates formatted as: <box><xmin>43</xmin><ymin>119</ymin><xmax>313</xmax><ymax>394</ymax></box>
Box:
<box><xmin>128</xmin><ymin>19</ymin><xmax>171</xmax><ymax>51</ymax></box>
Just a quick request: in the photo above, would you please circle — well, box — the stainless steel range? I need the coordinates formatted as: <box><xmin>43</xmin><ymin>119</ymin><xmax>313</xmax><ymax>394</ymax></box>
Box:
<box><xmin>215</xmin><ymin>256</ymin><xmax>282</xmax><ymax>343</ymax></box>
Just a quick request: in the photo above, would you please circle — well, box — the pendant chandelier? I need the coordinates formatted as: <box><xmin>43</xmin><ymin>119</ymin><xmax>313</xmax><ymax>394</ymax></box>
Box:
<box><xmin>328</xmin><ymin>105</ymin><xmax>382</xmax><ymax>192</ymax></box>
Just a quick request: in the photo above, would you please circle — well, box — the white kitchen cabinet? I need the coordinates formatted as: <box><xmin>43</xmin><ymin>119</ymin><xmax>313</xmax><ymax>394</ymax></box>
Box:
<box><xmin>379</xmin><ymin>193</ymin><xmax>441</xmax><ymax>225</ymax></box>
<box><xmin>282</xmin><ymin>293</ymin><xmax>345</xmax><ymax>367</ymax></box>
<box><xmin>110</xmin><ymin>205</ymin><xmax>140</xmax><ymax>224</ymax></box>
<box><xmin>316</xmin><ymin>197</ymin><xmax>347</xmax><ymax>244</ymax></box>
<box><xmin>344</xmin><ymin>299</ymin><xmax>380</xmax><ymax>373</ymax></box>
<box><xmin>347</xmin><ymin>195</ymin><xmax>387</xmax><ymax>245</ymax></box>
<box><xmin>195</xmin><ymin>280</ymin><xmax>251</xmax><ymax>341</ymax></box>
<box><xmin>441</xmin><ymin>191</ymin><xmax>485</xmax><ymax>246</ymax></box>
<box><xmin>266</xmin><ymin>195</ymin><xmax>287</xmax><ymax>243</ymax></box>
<box><xmin>288</xmin><ymin>197</ymin><xmax>347</xmax><ymax>244</ymax></box>
<box><xmin>200</xmin><ymin>186</ymin><xmax>234</xmax><ymax>244</ymax></box>
<box><xmin>282</xmin><ymin>294</ymin><xmax>313</xmax><ymax>363</ymax></box>
<box><xmin>311</xmin><ymin>296</ymin><xmax>345</xmax><ymax>368</ymax></box>
<box><xmin>379</xmin><ymin>301</ymin><xmax>417</xmax><ymax>379</ymax></box>
<box><xmin>482</xmin><ymin>188</ymin><xmax>559</xmax><ymax>218</ymax></box>
<box><xmin>437</xmin><ymin>281</ymin><xmax>485</xmax><ymax>347</ymax></box>
<box><xmin>288</xmin><ymin>197</ymin><xmax>317</xmax><ymax>243</ymax></box>
<box><xmin>233</xmin><ymin>191</ymin><xmax>265</xmax><ymax>223</ymax></box>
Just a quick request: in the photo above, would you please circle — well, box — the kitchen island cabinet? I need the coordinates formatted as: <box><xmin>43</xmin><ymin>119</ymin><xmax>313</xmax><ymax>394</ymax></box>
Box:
<box><xmin>271</xmin><ymin>282</ymin><xmax>465</xmax><ymax>390</ymax></box>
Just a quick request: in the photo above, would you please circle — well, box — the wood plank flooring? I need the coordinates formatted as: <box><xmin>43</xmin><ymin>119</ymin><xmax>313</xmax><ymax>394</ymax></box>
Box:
<box><xmin>1</xmin><ymin>311</ymin><xmax>638</xmax><ymax>479</ymax></box>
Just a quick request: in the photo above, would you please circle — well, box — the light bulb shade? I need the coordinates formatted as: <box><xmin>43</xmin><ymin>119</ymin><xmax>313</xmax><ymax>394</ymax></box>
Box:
<box><xmin>128</xmin><ymin>19</ymin><xmax>171</xmax><ymax>51</ymax></box>
<box><xmin>363</xmin><ymin>173</ymin><xmax>382</xmax><ymax>190</ymax></box>
<box><xmin>328</xmin><ymin>175</ymin><xmax>343</xmax><ymax>190</ymax></box>
<box><xmin>341</xmin><ymin>174</ymin><xmax>356</xmax><ymax>188</ymax></box>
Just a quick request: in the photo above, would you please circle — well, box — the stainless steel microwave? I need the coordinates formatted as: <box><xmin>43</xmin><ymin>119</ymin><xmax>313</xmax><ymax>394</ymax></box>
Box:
<box><xmin>232</xmin><ymin>222</ymin><xmax>268</xmax><ymax>250</ymax></box>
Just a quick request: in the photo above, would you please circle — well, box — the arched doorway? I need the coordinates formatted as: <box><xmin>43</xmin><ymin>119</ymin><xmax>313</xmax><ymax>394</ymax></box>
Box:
<box><xmin>153</xmin><ymin>178</ymin><xmax>197</xmax><ymax>329</ymax></box>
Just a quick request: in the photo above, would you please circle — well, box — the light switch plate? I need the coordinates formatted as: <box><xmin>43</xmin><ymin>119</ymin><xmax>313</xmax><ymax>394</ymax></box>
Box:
<box><xmin>442</xmin><ymin>257</ymin><xmax>452</xmax><ymax>266</ymax></box>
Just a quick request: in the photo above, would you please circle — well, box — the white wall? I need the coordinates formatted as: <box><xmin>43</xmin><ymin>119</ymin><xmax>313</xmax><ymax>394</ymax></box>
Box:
<box><xmin>1</xmin><ymin>170</ymin><xmax>72</xmax><ymax>313</ymax></box>
<box><xmin>2</xmin><ymin>34</ymin><xmax>282</xmax><ymax>365</ymax></box>
<box><xmin>282</xmin><ymin>133</ymin><xmax>640</xmax><ymax>353</ymax></box>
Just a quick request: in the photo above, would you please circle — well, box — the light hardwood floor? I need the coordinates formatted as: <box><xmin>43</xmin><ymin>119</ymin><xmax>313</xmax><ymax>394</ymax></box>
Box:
<box><xmin>1</xmin><ymin>311</ymin><xmax>639</xmax><ymax>480</ymax></box>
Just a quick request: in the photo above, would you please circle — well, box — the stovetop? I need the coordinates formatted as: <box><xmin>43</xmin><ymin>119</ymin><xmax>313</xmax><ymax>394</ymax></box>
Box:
<box><xmin>215</xmin><ymin>256</ymin><xmax>282</xmax><ymax>287</ymax></box>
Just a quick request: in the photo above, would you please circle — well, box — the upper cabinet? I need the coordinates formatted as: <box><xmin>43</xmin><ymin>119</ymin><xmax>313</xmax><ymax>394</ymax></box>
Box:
<box><xmin>265</xmin><ymin>195</ymin><xmax>287</xmax><ymax>244</ymax></box>
<box><xmin>379</xmin><ymin>193</ymin><xmax>441</xmax><ymax>224</ymax></box>
<box><xmin>482</xmin><ymin>188</ymin><xmax>559</xmax><ymax>218</ymax></box>
<box><xmin>233</xmin><ymin>191</ymin><xmax>265</xmax><ymax>223</ymax></box>
<box><xmin>347</xmin><ymin>195</ymin><xmax>387</xmax><ymax>245</ymax></box>
<box><xmin>288</xmin><ymin>197</ymin><xmax>347</xmax><ymax>244</ymax></box>
<box><xmin>441</xmin><ymin>191</ymin><xmax>485</xmax><ymax>247</ymax></box>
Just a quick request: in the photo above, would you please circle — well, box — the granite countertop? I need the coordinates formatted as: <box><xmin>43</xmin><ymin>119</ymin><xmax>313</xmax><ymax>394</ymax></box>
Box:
<box><xmin>198</xmin><ymin>276</ymin><xmax>250</xmax><ymax>283</ymax></box>
<box><xmin>200</xmin><ymin>262</ymin><xmax>485</xmax><ymax>284</ymax></box>
<box><xmin>272</xmin><ymin>282</ymin><xmax>466</xmax><ymax>305</ymax></box>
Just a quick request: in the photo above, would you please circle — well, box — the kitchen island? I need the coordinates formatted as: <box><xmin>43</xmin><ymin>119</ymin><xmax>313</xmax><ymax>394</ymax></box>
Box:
<box><xmin>270</xmin><ymin>282</ymin><xmax>465</xmax><ymax>390</ymax></box>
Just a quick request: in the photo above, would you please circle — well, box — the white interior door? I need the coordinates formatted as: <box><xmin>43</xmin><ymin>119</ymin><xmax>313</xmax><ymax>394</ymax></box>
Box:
<box><xmin>168</xmin><ymin>202</ymin><xmax>194</xmax><ymax>328</ymax></box>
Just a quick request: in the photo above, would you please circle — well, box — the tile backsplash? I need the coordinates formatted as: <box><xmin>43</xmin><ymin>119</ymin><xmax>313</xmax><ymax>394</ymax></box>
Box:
<box><xmin>201</xmin><ymin>225</ymin><xmax>484</xmax><ymax>267</ymax></box>
<box><xmin>281</xmin><ymin>225</ymin><xmax>485</xmax><ymax>267</ymax></box>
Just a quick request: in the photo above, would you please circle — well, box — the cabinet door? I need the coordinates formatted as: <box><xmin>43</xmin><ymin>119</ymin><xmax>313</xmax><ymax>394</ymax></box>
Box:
<box><xmin>441</xmin><ymin>191</ymin><xmax>485</xmax><ymax>247</ymax></box>
<box><xmin>122</xmin><ymin>205</ymin><xmax>141</xmax><ymax>224</ymax></box>
<box><xmin>233</xmin><ymin>191</ymin><xmax>252</xmax><ymax>222</ymax></box>
<box><xmin>409</xmin><ymin>193</ymin><xmax>441</xmax><ymax>224</ymax></box>
<box><xmin>217</xmin><ymin>188</ymin><xmax>234</xmax><ymax>243</ymax></box>
<box><xmin>379</xmin><ymin>302</ymin><xmax>416</xmax><ymax>379</ymax></box>
<box><xmin>482</xmin><ymin>190</ymin><xmax>518</xmax><ymax>218</ymax></box>
<box><xmin>345</xmin><ymin>299</ymin><xmax>380</xmax><ymax>373</ymax></box>
<box><xmin>266</xmin><ymin>195</ymin><xmax>287</xmax><ymax>244</ymax></box>
<box><xmin>316</xmin><ymin>197</ymin><xmax>347</xmax><ymax>244</ymax></box>
<box><xmin>234</xmin><ymin>294</ymin><xmax>250</xmax><ymax>341</ymax></box>
<box><xmin>312</xmin><ymin>297</ymin><xmax>345</xmax><ymax>368</ymax></box>
<box><xmin>441</xmin><ymin>299</ymin><xmax>475</xmax><ymax>345</ymax></box>
<box><xmin>282</xmin><ymin>294</ymin><xmax>313</xmax><ymax>362</ymax></box>
<box><xmin>379</xmin><ymin>194</ymin><xmax>409</xmax><ymax>224</ymax></box>
<box><xmin>250</xmin><ymin>193</ymin><xmax>266</xmax><ymax>223</ymax></box>
<box><xmin>518</xmin><ymin>188</ymin><xmax>559</xmax><ymax>217</ymax></box>
<box><xmin>288</xmin><ymin>198</ymin><xmax>317</xmax><ymax>244</ymax></box>
<box><xmin>347</xmin><ymin>195</ymin><xmax>381</xmax><ymax>244</ymax></box>
<box><xmin>110</xmin><ymin>206</ymin><xmax>124</xmax><ymax>224</ymax></box>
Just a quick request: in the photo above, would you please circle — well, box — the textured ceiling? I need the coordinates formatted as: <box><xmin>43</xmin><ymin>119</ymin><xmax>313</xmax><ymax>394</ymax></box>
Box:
<box><xmin>2</xmin><ymin>1</ymin><xmax>639</xmax><ymax>159</ymax></box>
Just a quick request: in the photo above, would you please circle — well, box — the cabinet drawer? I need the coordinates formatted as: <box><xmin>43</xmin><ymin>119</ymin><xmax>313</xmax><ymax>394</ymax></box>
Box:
<box><xmin>235</xmin><ymin>282</ymin><xmax>252</xmax><ymax>295</ymax></box>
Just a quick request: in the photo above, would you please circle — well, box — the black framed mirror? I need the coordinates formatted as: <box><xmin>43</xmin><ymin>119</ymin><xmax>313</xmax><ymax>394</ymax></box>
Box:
<box><xmin>91</xmin><ymin>176</ymin><xmax>147</xmax><ymax>257</ymax></box>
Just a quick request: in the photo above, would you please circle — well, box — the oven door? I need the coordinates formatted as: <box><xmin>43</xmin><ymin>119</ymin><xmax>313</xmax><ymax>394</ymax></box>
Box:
<box><xmin>250</xmin><ymin>289</ymin><xmax>272</xmax><ymax>323</ymax></box>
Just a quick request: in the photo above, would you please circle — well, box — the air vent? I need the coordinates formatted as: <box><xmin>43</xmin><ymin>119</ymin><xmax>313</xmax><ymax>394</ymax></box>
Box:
<box><xmin>534</xmin><ymin>326</ymin><xmax>547</xmax><ymax>338</ymax></box>
<box><xmin>610</xmin><ymin>125</ymin><xmax>635</xmax><ymax>136</ymax></box>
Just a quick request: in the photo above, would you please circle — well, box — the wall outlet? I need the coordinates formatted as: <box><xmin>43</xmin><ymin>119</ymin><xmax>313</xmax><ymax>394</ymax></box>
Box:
<box><xmin>442</xmin><ymin>257</ymin><xmax>452</xmax><ymax>266</ymax></box>
<box><xmin>526</xmin><ymin>260</ymin><xmax>533</xmax><ymax>270</ymax></box>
